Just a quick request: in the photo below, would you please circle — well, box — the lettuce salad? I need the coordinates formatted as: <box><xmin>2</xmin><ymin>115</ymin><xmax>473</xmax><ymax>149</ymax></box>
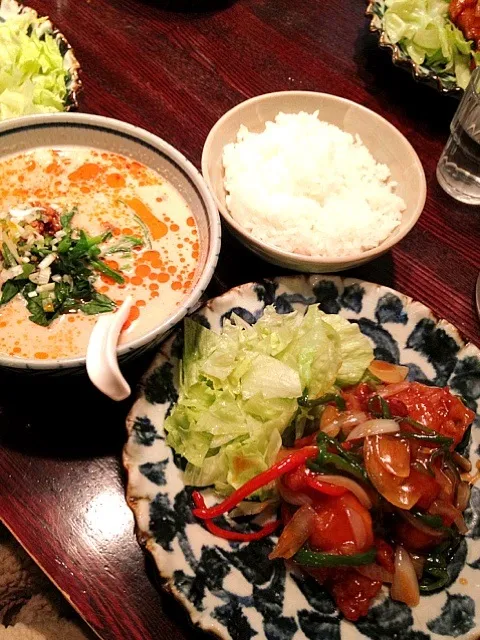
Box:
<box><xmin>0</xmin><ymin>11</ymin><xmax>68</xmax><ymax>119</ymax></box>
<box><xmin>383</xmin><ymin>0</ymin><xmax>480</xmax><ymax>89</ymax></box>
<box><xmin>165</xmin><ymin>306</ymin><xmax>374</xmax><ymax>496</ymax></box>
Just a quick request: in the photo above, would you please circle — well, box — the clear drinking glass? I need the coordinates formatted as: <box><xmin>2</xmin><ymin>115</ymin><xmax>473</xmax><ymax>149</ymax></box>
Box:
<box><xmin>437</xmin><ymin>67</ymin><xmax>480</xmax><ymax>205</ymax></box>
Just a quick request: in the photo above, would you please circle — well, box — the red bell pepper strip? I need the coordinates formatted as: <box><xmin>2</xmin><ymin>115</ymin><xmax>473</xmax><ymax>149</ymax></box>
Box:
<box><xmin>304</xmin><ymin>474</ymin><xmax>348</xmax><ymax>496</ymax></box>
<box><xmin>192</xmin><ymin>491</ymin><xmax>281</xmax><ymax>541</ymax></box>
<box><xmin>192</xmin><ymin>446</ymin><xmax>319</xmax><ymax>520</ymax></box>
<box><xmin>293</xmin><ymin>434</ymin><xmax>318</xmax><ymax>448</ymax></box>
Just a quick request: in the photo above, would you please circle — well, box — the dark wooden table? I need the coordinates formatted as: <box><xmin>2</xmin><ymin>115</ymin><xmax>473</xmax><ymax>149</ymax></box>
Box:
<box><xmin>0</xmin><ymin>1</ymin><xmax>478</xmax><ymax>638</ymax></box>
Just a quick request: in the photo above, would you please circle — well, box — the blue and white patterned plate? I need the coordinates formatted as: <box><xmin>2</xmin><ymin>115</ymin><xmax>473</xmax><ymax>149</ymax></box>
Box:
<box><xmin>124</xmin><ymin>275</ymin><xmax>480</xmax><ymax>639</ymax></box>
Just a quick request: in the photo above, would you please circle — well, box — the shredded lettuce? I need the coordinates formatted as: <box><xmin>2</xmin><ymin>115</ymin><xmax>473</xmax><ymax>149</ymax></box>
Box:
<box><xmin>0</xmin><ymin>12</ymin><xmax>68</xmax><ymax>119</ymax></box>
<box><xmin>383</xmin><ymin>0</ymin><xmax>480</xmax><ymax>89</ymax></box>
<box><xmin>165</xmin><ymin>306</ymin><xmax>374</xmax><ymax>495</ymax></box>
<box><xmin>319</xmin><ymin>312</ymin><xmax>374</xmax><ymax>387</ymax></box>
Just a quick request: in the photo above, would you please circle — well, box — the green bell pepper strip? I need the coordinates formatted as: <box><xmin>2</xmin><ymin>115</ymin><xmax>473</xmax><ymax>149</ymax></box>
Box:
<box><xmin>307</xmin><ymin>431</ymin><xmax>369</xmax><ymax>483</ymax></box>
<box><xmin>367</xmin><ymin>395</ymin><xmax>392</xmax><ymax>419</ymax></box>
<box><xmin>293</xmin><ymin>547</ymin><xmax>376</xmax><ymax>568</ymax></box>
<box><xmin>298</xmin><ymin>392</ymin><xmax>346</xmax><ymax>411</ymax></box>
<box><xmin>397</xmin><ymin>431</ymin><xmax>454</xmax><ymax>446</ymax></box>
<box><xmin>410</xmin><ymin>510</ymin><xmax>444</xmax><ymax>530</ymax></box>
<box><xmin>419</xmin><ymin>533</ymin><xmax>461</xmax><ymax>593</ymax></box>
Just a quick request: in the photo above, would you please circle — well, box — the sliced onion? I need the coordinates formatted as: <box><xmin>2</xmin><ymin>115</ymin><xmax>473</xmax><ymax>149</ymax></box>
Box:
<box><xmin>322</xmin><ymin>411</ymin><xmax>368</xmax><ymax>438</ymax></box>
<box><xmin>369</xmin><ymin>360</ymin><xmax>409</xmax><ymax>384</ymax></box>
<box><xmin>269</xmin><ymin>504</ymin><xmax>315</xmax><ymax>560</ymax></box>
<box><xmin>429</xmin><ymin>499</ymin><xmax>468</xmax><ymax>534</ymax></box>
<box><xmin>356</xmin><ymin>563</ymin><xmax>394</xmax><ymax>583</ymax></box>
<box><xmin>277</xmin><ymin>480</ymin><xmax>313</xmax><ymax>506</ymax></box>
<box><xmin>399</xmin><ymin>511</ymin><xmax>444</xmax><ymax>539</ymax></box>
<box><xmin>321</xmin><ymin>422</ymin><xmax>341</xmax><ymax>438</ymax></box>
<box><xmin>364</xmin><ymin>436</ymin><xmax>422</xmax><ymax>509</ymax></box>
<box><xmin>461</xmin><ymin>465</ymin><xmax>480</xmax><ymax>486</ymax></box>
<box><xmin>320</xmin><ymin>405</ymin><xmax>341</xmax><ymax>437</ymax></box>
<box><xmin>433</xmin><ymin>467</ymin><xmax>455</xmax><ymax>501</ymax></box>
<box><xmin>375</xmin><ymin>435</ymin><xmax>411</xmax><ymax>478</ymax></box>
<box><xmin>377</xmin><ymin>382</ymin><xmax>411</xmax><ymax>398</ymax></box>
<box><xmin>443</xmin><ymin>459</ymin><xmax>461</xmax><ymax>493</ymax></box>
<box><xmin>451</xmin><ymin>452</ymin><xmax>472</xmax><ymax>473</ymax></box>
<box><xmin>455</xmin><ymin>481</ymin><xmax>472</xmax><ymax>512</ymax></box>
<box><xmin>344</xmin><ymin>503</ymin><xmax>368</xmax><ymax>551</ymax></box>
<box><xmin>347</xmin><ymin>419</ymin><xmax>400</xmax><ymax>441</ymax></box>
<box><xmin>391</xmin><ymin>546</ymin><xmax>420</xmax><ymax>607</ymax></box>
<box><xmin>340</xmin><ymin>412</ymin><xmax>369</xmax><ymax>436</ymax></box>
<box><xmin>409</xmin><ymin>554</ymin><xmax>426</xmax><ymax>580</ymax></box>
<box><xmin>313</xmin><ymin>474</ymin><xmax>372</xmax><ymax>509</ymax></box>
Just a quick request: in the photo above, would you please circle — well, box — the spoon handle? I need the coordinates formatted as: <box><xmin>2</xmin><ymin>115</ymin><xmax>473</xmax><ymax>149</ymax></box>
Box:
<box><xmin>86</xmin><ymin>296</ymin><xmax>133</xmax><ymax>401</ymax></box>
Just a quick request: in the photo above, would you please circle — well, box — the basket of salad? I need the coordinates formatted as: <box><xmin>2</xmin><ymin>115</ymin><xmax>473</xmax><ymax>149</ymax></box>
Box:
<box><xmin>0</xmin><ymin>0</ymin><xmax>81</xmax><ymax>119</ymax></box>
<box><xmin>366</xmin><ymin>0</ymin><xmax>480</xmax><ymax>94</ymax></box>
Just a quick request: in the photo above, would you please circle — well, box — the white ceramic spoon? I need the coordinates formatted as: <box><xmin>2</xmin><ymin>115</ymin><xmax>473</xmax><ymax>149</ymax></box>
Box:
<box><xmin>86</xmin><ymin>296</ymin><xmax>133</xmax><ymax>401</ymax></box>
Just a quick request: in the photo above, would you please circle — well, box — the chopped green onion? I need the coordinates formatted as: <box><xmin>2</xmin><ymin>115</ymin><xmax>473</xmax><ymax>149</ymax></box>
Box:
<box><xmin>13</xmin><ymin>264</ymin><xmax>35</xmax><ymax>280</ymax></box>
<box><xmin>105</xmin><ymin>235</ymin><xmax>144</xmax><ymax>256</ymax></box>
<box><xmin>2</xmin><ymin>241</ymin><xmax>17</xmax><ymax>267</ymax></box>
<box><xmin>60</xmin><ymin>208</ymin><xmax>77</xmax><ymax>229</ymax></box>
<box><xmin>57</xmin><ymin>235</ymin><xmax>72</xmax><ymax>254</ymax></box>
<box><xmin>90</xmin><ymin>259</ymin><xmax>124</xmax><ymax>284</ymax></box>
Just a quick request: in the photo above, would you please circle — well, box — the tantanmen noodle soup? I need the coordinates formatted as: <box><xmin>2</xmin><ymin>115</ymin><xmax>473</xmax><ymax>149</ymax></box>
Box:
<box><xmin>0</xmin><ymin>147</ymin><xmax>200</xmax><ymax>360</ymax></box>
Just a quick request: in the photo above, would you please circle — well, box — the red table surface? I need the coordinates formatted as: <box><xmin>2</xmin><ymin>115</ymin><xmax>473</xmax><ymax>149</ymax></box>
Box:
<box><xmin>0</xmin><ymin>1</ymin><xmax>479</xmax><ymax>639</ymax></box>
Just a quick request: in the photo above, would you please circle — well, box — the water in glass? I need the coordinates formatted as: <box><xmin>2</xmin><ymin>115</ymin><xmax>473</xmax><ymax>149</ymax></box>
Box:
<box><xmin>437</xmin><ymin>68</ymin><xmax>480</xmax><ymax>205</ymax></box>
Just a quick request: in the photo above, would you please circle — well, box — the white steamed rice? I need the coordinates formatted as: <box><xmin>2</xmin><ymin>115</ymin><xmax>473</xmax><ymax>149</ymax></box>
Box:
<box><xmin>222</xmin><ymin>111</ymin><xmax>406</xmax><ymax>257</ymax></box>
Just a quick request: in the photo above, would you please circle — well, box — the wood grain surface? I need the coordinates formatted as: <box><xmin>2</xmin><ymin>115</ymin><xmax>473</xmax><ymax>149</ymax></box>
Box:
<box><xmin>0</xmin><ymin>1</ymin><xmax>478</xmax><ymax>639</ymax></box>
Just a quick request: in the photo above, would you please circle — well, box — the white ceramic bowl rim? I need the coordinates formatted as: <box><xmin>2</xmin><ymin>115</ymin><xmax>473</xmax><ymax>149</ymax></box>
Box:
<box><xmin>0</xmin><ymin>112</ymin><xmax>221</xmax><ymax>370</ymax></box>
<box><xmin>202</xmin><ymin>90</ymin><xmax>426</xmax><ymax>265</ymax></box>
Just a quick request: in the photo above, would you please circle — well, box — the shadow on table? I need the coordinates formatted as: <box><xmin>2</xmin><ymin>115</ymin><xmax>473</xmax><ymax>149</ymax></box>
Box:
<box><xmin>0</xmin><ymin>350</ymin><xmax>155</xmax><ymax>460</ymax></box>
<box><xmin>353</xmin><ymin>23</ymin><xmax>459</xmax><ymax>136</ymax></box>
<box><xmin>213</xmin><ymin>223</ymin><xmax>398</xmax><ymax>292</ymax></box>
<box><xmin>209</xmin><ymin>225</ymin><xmax>283</xmax><ymax>296</ymax></box>
<box><xmin>348</xmin><ymin>251</ymin><xmax>396</xmax><ymax>289</ymax></box>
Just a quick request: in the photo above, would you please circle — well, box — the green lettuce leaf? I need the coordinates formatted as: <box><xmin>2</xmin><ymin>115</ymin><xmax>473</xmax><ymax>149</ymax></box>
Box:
<box><xmin>165</xmin><ymin>305</ymin><xmax>373</xmax><ymax>495</ymax></box>
<box><xmin>240</xmin><ymin>354</ymin><xmax>302</xmax><ymax>400</ymax></box>
<box><xmin>383</xmin><ymin>0</ymin><xmax>477</xmax><ymax>89</ymax></box>
<box><xmin>319</xmin><ymin>312</ymin><xmax>374</xmax><ymax>387</ymax></box>
<box><xmin>0</xmin><ymin>14</ymin><xmax>68</xmax><ymax>119</ymax></box>
<box><xmin>278</xmin><ymin>305</ymin><xmax>341</xmax><ymax>397</ymax></box>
